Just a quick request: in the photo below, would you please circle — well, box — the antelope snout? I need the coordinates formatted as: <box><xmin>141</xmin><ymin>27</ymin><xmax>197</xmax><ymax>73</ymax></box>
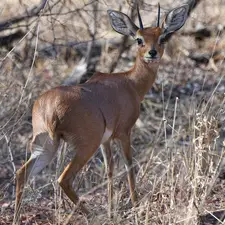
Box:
<box><xmin>143</xmin><ymin>48</ymin><xmax>160</xmax><ymax>64</ymax></box>
<box><xmin>148</xmin><ymin>49</ymin><xmax>157</xmax><ymax>58</ymax></box>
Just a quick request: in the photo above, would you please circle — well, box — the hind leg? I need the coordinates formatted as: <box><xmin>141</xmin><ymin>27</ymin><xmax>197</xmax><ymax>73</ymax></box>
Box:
<box><xmin>58</xmin><ymin>141</ymin><xmax>101</xmax><ymax>215</ymax></box>
<box><xmin>14</xmin><ymin>132</ymin><xmax>59</xmax><ymax>224</ymax></box>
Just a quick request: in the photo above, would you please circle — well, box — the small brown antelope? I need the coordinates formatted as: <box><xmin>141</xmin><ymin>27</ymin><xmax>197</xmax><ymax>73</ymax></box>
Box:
<box><xmin>14</xmin><ymin>3</ymin><xmax>189</xmax><ymax>222</ymax></box>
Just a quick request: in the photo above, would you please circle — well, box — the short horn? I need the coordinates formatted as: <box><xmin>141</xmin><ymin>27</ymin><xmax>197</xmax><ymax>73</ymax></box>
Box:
<box><xmin>137</xmin><ymin>3</ymin><xmax>144</xmax><ymax>30</ymax></box>
<box><xmin>157</xmin><ymin>3</ymin><xmax>160</xmax><ymax>27</ymax></box>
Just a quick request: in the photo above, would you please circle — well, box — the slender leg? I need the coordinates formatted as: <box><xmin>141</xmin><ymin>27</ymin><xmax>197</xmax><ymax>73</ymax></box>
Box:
<box><xmin>57</xmin><ymin>143</ymin><xmax>100</xmax><ymax>215</ymax></box>
<box><xmin>14</xmin><ymin>158</ymin><xmax>36</xmax><ymax>224</ymax></box>
<box><xmin>118</xmin><ymin>134</ymin><xmax>137</xmax><ymax>205</ymax></box>
<box><xmin>101</xmin><ymin>140</ymin><xmax>114</xmax><ymax>218</ymax></box>
<box><xmin>14</xmin><ymin>133</ymin><xmax>59</xmax><ymax>224</ymax></box>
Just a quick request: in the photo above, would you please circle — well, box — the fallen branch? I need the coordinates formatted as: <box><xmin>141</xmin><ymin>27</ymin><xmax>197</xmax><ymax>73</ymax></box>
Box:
<box><xmin>0</xmin><ymin>0</ymin><xmax>47</xmax><ymax>32</ymax></box>
<box><xmin>181</xmin><ymin>24</ymin><xmax>225</xmax><ymax>40</ymax></box>
<box><xmin>0</xmin><ymin>30</ymin><xmax>25</xmax><ymax>49</ymax></box>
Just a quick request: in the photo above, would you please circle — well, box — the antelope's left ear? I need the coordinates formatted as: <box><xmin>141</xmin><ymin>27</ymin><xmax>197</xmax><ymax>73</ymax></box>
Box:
<box><xmin>159</xmin><ymin>4</ymin><xmax>189</xmax><ymax>44</ymax></box>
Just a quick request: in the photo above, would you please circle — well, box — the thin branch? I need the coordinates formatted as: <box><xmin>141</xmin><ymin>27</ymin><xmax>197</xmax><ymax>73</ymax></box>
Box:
<box><xmin>3</xmin><ymin>132</ymin><xmax>16</xmax><ymax>197</ymax></box>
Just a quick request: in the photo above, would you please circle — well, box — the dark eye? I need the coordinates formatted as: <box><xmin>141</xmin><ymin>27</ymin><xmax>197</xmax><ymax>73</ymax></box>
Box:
<box><xmin>159</xmin><ymin>41</ymin><xmax>165</xmax><ymax>47</ymax></box>
<box><xmin>136</xmin><ymin>38</ymin><xmax>143</xmax><ymax>45</ymax></box>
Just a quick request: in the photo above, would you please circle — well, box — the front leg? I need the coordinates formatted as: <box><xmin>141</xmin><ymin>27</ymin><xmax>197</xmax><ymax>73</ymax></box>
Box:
<box><xmin>101</xmin><ymin>140</ymin><xmax>114</xmax><ymax>218</ymax></box>
<box><xmin>117</xmin><ymin>133</ymin><xmax>137</xmax><ymax>205</ymax></box>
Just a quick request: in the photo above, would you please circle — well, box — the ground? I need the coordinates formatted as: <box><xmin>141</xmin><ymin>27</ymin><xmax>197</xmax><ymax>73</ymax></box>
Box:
<box><xmin>0</xmin><ymin>0</ymin><xmax>225</xmax><ymax>224</ymax></box>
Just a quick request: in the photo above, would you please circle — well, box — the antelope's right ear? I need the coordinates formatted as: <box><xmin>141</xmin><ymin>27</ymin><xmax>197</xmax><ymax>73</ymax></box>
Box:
<box><xmin>107</xmin><ymin>10</ymin><xmax>139</xmax><ymax>37</ymax></box>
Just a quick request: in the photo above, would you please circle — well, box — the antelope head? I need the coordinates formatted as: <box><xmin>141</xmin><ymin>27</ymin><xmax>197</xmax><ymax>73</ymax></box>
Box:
<box><xmin>108</xmin><ymin>4</ymin><xmax>189</xmax><ymax>66</ymax></box>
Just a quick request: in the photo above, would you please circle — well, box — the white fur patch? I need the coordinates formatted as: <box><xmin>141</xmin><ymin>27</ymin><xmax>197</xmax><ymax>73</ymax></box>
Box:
<box><xmin>29</xmin><ymin>144</ymin><xmax>55</xmax><ymax>176</ymax></box>
<box><xmin>101</xmin><ymin>128</ymin><xmax>113</xmax><ymax>144</ymax></box>
<box><xmin>30</xmin><ymin>144</ymin><xmax>45</xmax><ymax>158</ymax></box>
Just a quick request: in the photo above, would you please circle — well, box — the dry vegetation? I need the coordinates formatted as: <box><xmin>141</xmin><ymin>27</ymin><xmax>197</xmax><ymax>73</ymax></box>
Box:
<box><xmin>0</xmin><ymin>0</ymin><xmax>225</xmax><ymax>224</ymax></box>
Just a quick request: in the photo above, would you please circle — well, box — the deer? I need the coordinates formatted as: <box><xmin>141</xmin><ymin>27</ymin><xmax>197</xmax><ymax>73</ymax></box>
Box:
<box><xmin>14</xmin><ymin>3</ymin><xmax>189</xmax><ymax>223</ymax></box>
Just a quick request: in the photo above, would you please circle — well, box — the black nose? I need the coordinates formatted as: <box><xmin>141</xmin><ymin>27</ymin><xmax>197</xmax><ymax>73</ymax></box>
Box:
<box><xmin>149</xmin><ymin>49</ymin><xmax>157</xmax><ymax>58</ymax></box>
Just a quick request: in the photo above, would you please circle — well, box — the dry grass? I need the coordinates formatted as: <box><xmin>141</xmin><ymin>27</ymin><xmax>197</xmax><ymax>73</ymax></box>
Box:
<box><xmin>0</xmin><ymin>0</ymin><xmax>225</xmax><ymax>224</ymax></box>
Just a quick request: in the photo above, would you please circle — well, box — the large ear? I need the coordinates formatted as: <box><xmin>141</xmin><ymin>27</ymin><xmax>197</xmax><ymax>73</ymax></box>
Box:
<box><xmin>107</xmin><ymin>10</ymin><xmax>139</xmax><ymax>37</ymax></box>
<box><xmin>159</xmin><ymin>4</ymin><xmax>189</xmax><ymax>43</ymax></box>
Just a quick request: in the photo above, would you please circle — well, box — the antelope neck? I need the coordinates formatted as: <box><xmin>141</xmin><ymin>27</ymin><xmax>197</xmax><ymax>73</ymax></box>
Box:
<box><xmin>128</xmin><ymin>56</ymin><xmax>159</xmax><ymax>100</ymax></box>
